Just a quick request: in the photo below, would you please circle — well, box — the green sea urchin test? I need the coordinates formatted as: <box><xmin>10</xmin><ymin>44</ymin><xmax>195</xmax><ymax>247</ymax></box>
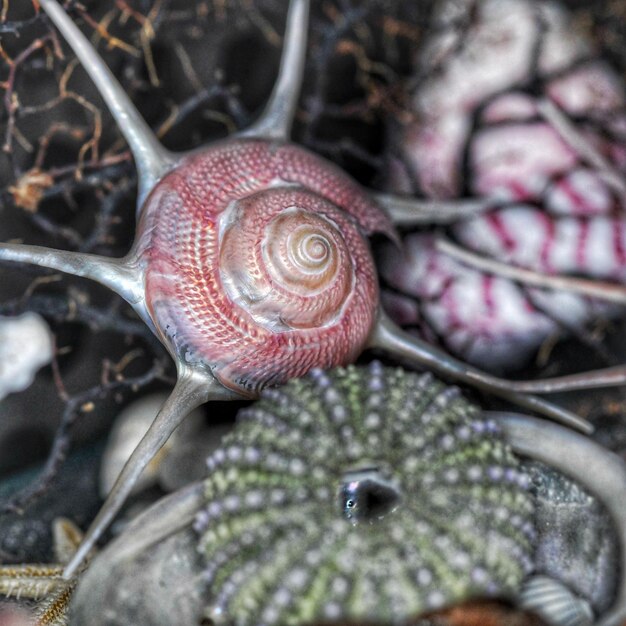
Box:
<box><xmin>195</xmin><ymin>362</ymin><xmax>536</xmax><ymax>625</ymax></box>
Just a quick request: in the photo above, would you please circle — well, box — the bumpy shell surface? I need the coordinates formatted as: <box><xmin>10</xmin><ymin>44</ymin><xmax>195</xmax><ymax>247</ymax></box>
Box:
<box><xmin>138</xmin><ymin>139</ymin><xmax>392</xmax><ymax>395</ymax></box>
<box><xmin>195</xmin><ymin>362</ymin><xmax>536</xmax><ymax>625</ymax></box>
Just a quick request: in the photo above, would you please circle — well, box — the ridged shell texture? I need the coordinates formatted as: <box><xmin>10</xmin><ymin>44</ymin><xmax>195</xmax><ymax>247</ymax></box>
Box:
<box><xmin>195</xmin><ymin>362</ymin><xmax>536</xmax><ymax>625</ymax></box>
<box><xmin>139</xmin><ymin>139</ymin><xmax>390</xmax><ymax>395</ymax></box>
<box><xmin>380</xmin><ymin>0</ymin><xmax>626</xmax><ymax>369</ymax></box>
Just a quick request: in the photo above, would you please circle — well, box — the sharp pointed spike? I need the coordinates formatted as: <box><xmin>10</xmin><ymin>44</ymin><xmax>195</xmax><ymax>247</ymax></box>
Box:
<box><xmin>39</xmin><ymin>0</ymin><xmax>173</xmax><ymax>206</ymax></box>
<box><xmin>369</xmin><ymin>311</ymin><xmax>592</xmax><ymax>433</ymax></box>
<box><xmin>62</xmin><ymin>369</ymin><xmax>224</xmax><ymax>580</ymax></box>
<box><xmin>239</xmin><ymin>0</ymin><xmax>309</xmax><ymax>141</ymax></box>
<box><xmin>0</xmin><ymin>242</ymin><xmax>142</xmax><ymax>304</ymax></box>
<box><xmin>503</xmin><ymin>365</ymin><xmax>626</xmax><ymax>394</ymax></box>
<box><xmin>373</xmin><ymin>193</ymin><xmax>499</xmax><ymax>226</ymax></box>
<box><xmin>436</xmin><ymin>236</ymin><xmax>626</xmax><ymax>305</ymax></box>
<box><xmin>495</xmin><ymin>412</ymin><xmax>626</xmax><ymax>626</ymax></box>
<box><xmin>537</xmin><ymin>98</ymin><xmax>626</xmax><ymax>201</ymax></box>
<box><xmin>88</xmin><ymin>481</ymin><xmax>205</xmax><ymax>568</ymax></box>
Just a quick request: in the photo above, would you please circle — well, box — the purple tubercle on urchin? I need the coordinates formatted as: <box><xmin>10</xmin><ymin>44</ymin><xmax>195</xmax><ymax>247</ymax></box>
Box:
<box><xmin>380</xmin><ymin>0</ymin><xmax>626</xmax><ymax>369</ymax></box>
<box><xmin>59</xmin><ymin>368</ymin><xmax>626</xmax><ymax>625</ymax></box>
<box><xmin>196</xmin><ymin>362</ymin><xmax>536</xmax><ymax>625</ymax></box>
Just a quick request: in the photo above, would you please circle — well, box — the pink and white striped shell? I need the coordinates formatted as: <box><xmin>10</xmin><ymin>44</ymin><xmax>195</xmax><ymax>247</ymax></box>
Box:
<box><xmin>381</xmin><ymin>0</ymin><xmax>626</xmax><ymax>368</ymax></box>
<box><xmin>137</xmin><ymin>139</ymin><xmax>392</xmax><ymax>394</ymax></box>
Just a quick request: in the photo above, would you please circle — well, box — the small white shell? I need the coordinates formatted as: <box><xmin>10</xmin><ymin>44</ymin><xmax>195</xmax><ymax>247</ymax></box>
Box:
<box><xmin>0</xmin><ymin>313</ymin><xmax>53</xmax><ymax>401</ymax></box>
<box><xmin>518</xmin><ymin>575</ymin><xmax>593</xmax><ymax>626</ymax></box>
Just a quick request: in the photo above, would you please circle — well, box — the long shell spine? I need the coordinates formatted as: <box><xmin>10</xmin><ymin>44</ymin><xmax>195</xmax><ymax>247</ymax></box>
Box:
<box><xmin>195</xmin><ymin>362</ymin><xmax>536</xmax><ymax>625</ymax></box>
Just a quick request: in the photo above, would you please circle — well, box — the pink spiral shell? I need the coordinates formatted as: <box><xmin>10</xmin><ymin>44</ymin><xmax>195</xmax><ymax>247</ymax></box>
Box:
<box><xmin>137</xmin><ymin>139</ymin><xmax>391</xmax><ymax>394</ymax></box>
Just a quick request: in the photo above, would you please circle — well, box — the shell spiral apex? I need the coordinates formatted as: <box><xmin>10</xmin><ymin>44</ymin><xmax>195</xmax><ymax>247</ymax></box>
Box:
<box><xmin>195</xmin><ymin>362</ymin><xmax>536</xmax><ymax>625</ymax></box>
<box><xmin>139</xmin><ymin>140</ymin><xmax>385</xmax><ymax>394</ymax></box>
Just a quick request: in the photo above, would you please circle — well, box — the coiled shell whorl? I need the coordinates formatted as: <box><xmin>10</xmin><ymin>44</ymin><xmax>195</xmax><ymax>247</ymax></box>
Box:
<box><xmin>195</xmin><ymin>362</ymin><xmax>536</xmax><ymax>625</ymax></box>
<box><xmin>138</xmin><ymin>139</ymin><xmax>391</xmax><ymax>395</ymax></box>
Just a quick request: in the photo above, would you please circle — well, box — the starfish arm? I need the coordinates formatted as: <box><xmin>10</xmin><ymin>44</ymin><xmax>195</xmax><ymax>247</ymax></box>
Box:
<box><xmin>0</xmin><ymin>565</ymin><xmax>64</xmax><ymax>600</ymax></box>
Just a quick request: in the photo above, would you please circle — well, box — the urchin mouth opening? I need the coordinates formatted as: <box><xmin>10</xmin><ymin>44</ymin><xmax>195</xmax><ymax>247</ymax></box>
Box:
<box><xmin>340</xmin><ymin>469</ymin><xmax>402</xmax><ymax>522</ymax></box>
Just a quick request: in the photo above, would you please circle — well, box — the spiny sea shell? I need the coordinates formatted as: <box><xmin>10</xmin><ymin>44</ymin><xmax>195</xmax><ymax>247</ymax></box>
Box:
<box><xmin>138</xmin><ymin>141</ymin><xmax>388</xmax><ymax>395</ymax></box>
<box><xmin>195</xmin><ymin>362</ymin><xmax>536</xmax><ymax>625</ymax></box>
